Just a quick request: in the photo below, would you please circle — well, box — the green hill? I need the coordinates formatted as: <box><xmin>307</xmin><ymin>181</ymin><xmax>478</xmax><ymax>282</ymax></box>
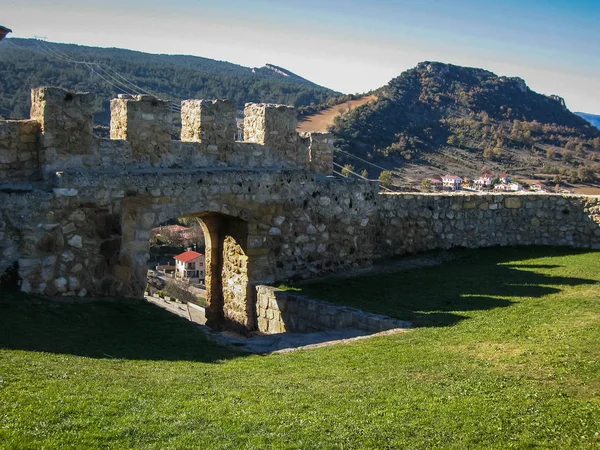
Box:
<box><xmin>330</xmin><ymin>62</ymin><xmax>600</xmax><ymax>186</ymax></box>
<box><xmin>0</xmin><ymin>38</ymin><xmax>338</xmax><ymax>124</ymax></box>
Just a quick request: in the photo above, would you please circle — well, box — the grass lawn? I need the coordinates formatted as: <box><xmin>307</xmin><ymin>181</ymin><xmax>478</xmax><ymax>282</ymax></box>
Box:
<box><xmin>1</xmin><ymin>246</ymin><xmax>600</xmax><ymax>449</ymax></box>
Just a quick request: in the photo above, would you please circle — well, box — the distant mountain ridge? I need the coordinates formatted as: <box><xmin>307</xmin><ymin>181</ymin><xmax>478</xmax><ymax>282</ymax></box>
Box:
<box><xmin>253</xmin><ymin>63</ymin><xmax>324</xmax><ymax>89</ymax></box>
<box><xmin>0</xmin><ymin>38</ymin><xmax>338</xmax><ymax>123</ymax></box>
<box><xmin>576</xmin><ymin>112</ymin><xmax>600</xmax><ymax>131</ymax></box>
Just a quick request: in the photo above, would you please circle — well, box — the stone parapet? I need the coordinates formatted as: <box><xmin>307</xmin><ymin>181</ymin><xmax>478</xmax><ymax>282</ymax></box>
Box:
<box><xmin>0</xmin><ymin>120</ymin><xmax>40</xmax><ymax>180</ymax></box>
<box><xmin>256</xmin><ymin>285</ymin><xmax>411</xmax><ymax>334</ymax></box>
<box><xmin>244</xmin><ymin>103</ymin><xmax>307</xmax><ymax>167</ymax></box>
<box><xmin>300</xmin><ymin>131</ymin><xmax>334</xmax><ymax>175</ymax></box>
<box><xmin>377</xmin><ymin>193</ymin><xmax>600</xmax><ymax>255</ymax></box>
<box><xmin>110</xmin><ymin>94</ymin><xmax>173</xmax><ymax>157</ymax></box>
<box><xmin>30</xmin><ymin>87</ymin><xmax>95</xmax><ymax>173</ymax></box>
<box><xmin>1</xmin><ymin>88</ymin><xmax>334</xmax><ymax>177</ymax></box>
<box><xmin>180</xmin><ymin>99</ymin><xmax>236</xmax><ymax>159</ymax></box>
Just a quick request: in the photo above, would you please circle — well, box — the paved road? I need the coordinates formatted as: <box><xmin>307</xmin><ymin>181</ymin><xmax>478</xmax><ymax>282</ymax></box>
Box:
<box><xmin>144</xmin><ymin>294</ymin><xmax>409</xmax><ymax>355</ymax></box>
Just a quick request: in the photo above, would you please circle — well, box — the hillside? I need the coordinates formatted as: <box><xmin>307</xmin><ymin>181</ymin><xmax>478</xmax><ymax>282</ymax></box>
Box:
<box><xmin>330</xmin><ymin>62</ymin><xmax>600</xmax><ymax>189</ymax></box>
<box><xmin>0</xmin><ymin>38</ymin><xmax>338</xmax><ymax>124</ymax></box>
<box><xmin>253</xmin><ymin>63</ymin><xmax>324</xmax><ymax>88</ymax></box>
<box><xmin>576</xmin><ymin>112</ymin><xmax>600</xmax><ymax>131</ymax></box>
<box><xmin>297</xmin><ymin>95</ymin><xmax>377</xmax><ymax>133</ymax></box>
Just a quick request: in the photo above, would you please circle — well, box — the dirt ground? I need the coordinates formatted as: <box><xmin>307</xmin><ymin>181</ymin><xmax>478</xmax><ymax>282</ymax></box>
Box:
<box><xmin>297</xmin><ymin>95</ymin><xmax>377</xmax><ymax>133</ymax></box>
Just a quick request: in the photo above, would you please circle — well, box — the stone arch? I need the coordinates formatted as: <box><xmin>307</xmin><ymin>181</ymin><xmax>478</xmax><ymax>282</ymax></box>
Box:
<box><xmin>120</xmin><ymin>194</ymin><xmax>266</xmax><ymax>332</ymax></box>
<box><xmin>189</xmin><ymin>212</ymin><xmax>254</xmax><ymax>331</ymax></box>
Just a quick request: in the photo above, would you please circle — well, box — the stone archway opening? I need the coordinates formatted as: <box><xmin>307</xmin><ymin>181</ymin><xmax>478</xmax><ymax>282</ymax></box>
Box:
<box><xmin>147</xmin><ymin>211</ymin><xmax>252</xmax><ymax>333</ymax></box>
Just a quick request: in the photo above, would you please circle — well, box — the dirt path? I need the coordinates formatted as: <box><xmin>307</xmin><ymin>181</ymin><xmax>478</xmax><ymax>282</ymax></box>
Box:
<box><xmin>297</xmin><ymin>95</ymin><xmax>377</xmax><ymax>133</ymax></box>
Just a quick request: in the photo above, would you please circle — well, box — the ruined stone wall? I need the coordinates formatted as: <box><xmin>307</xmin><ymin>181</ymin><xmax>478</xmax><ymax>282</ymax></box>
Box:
<box><xmin>110</xmin><ymin>94</ymin><xmax>173</xmax><ymax>155</ymax></box>
<box><xmin>300</xmin><ymin>132</ymin><xmax>334</xmax><ymax>175</ymax></box>
<box><xmin>0</xmin><ymin>120</ymin><xmax>40</xmax><ymax>180</ymax></box>
<box><xmin>244</xmin><ymin>103</ymin><xmax>305</xmax><ymax>168</ymax></box>
<box><xmin>377</xmin><ymin>193</ymin><xmax>600</xmax><ymax>256</ymax></box>
<box><xmin>180</xmin><ymin>99</ymin><xmax>236</xmax><ymax>156</ymax></box>
<box><xmin>1</xmin><ymin>87</ymin><xmax>600</xmax><ymax>333</ymax></box>
<box><xmin>0</xmin><ymin>170</ymin><xmax>377</xmax><ymax>298</ymax></box>
<box><xmin>30</xmin><ymin>87</ymin><xmax>95</xmax><ymax>173</ymax></box>
<box><xmin>2</xmin><ymin>88</ymin><xmax>332</xmax><ymax>179</ymax></box>
<box><xmin>221</xmin><ymin>235</ymin><xmax>250</xmax><ymax>329</ymax></box>
<box><xmin>256</xmin><ymin>286</ymin><xmax>410</xmax><ymax>334</ymax></box>
<box><xmin>2</xmin><ymin>171</ymin><xmax>599</xmax><ymax>302</ymax></box>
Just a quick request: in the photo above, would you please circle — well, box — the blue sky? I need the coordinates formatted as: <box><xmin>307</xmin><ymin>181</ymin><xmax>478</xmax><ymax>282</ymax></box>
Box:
<box><xmin>3</xmin><ymin>0</ymin><xmax>599</xmax><ymax>113</ymax></box>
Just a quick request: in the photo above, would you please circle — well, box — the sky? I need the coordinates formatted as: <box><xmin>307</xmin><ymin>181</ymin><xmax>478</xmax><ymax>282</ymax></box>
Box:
<box><xmin>3</xmin><ymin>0</ymin><xmax>599</xmax><ymax>113</ymax></box>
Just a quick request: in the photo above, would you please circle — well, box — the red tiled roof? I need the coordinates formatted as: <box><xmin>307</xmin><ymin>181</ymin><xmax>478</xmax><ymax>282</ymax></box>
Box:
<box><xmin>443</xmin><ymin>175</ymin><xmax>462</xmax><ymax>180</ymax></box>
<box><xmin>174</xmin><ymin>250</ymin><xmax>203</xmax><ymax>263</ymax></box>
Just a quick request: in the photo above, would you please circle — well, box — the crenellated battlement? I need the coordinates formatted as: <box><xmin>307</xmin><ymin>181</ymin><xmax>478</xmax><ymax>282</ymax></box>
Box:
<box><xmin>110</xmin><ymin>94</ymin><xmax>173</xmax><ymax>146</ymax></box>
<box><xmin>0</xmin><ymin>87</ymin><xmax>334</xmax><ymax>180</ymax></box>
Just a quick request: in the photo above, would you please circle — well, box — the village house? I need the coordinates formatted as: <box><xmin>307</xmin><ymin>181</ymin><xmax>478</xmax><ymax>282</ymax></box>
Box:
<box><xmin>430</xmin><ymin>178</ymin><xmax>443</xmax><ymax>191</ymax></box>
<box><xmin>499</xmin><ymin>173</ymin><xmax>512</xmax><ymax>184</ymax></box>
<box><xmin>442</xmin><ymin>175</ymin><xmax>463</xmax><ymax>191</ymax></box>
<box><xmin>174</xmin><ymin>250</ymin><xmax>205</xmax><ymax>283</ymax></box>
<box><xmin>474</xmin><ymin>173</ymin><xmax>494</xmax><ymax>190</ymax></box>
<box><xmin>509</xmin><ymin>182</ymin><xmax>523</xmax><ymax>191</ymax></box>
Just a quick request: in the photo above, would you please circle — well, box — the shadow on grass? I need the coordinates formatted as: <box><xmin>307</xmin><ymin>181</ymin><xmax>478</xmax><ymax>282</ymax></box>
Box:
<box><xmin>0</xmin><ymin>293</ymin><xmax>242</xmax><ymax>362</ymax></box>
<box><xmin>293</xmin><ymin>246</ymin><xmax>600</xmax><ymax>328</ymax></box>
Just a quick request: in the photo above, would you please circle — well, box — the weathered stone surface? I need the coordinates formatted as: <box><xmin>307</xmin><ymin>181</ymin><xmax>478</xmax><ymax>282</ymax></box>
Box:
<box><xmin>1</xmin><ymin>87</ymin><xmax>599</xmax><ymax>335</ymax></box>
<box><xmin>0</xmin><ymin>120</ymin><xmax>40</xmax><ymax>180</ymax></box>
<box><xmin>256</xmin><ymin>286</ymin><xmax>411</xmax><ymax>334</ymax></box>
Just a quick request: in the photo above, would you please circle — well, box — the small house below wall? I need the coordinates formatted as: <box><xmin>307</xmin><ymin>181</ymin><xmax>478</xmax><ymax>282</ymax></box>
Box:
<box><xmin>174</xmin><ymin>250</ymin><xmax>205</xmax><ymax>283</ymax></box>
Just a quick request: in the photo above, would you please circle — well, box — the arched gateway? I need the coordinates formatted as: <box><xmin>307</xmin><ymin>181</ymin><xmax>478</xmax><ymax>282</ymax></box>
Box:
<box><xmin>1</xmin><ymin>87</ymin><xmax>599</xmax><ymax>333</ymax></box>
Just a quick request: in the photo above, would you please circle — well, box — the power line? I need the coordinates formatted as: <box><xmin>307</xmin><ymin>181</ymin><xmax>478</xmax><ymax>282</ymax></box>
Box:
<box><xmin>333</xmin><ymin>161</ymin><xmax>393</xmax><ymax>191</ymax></box>
<box><xmin>34</xmin><ymin>39</ymin><xmax>182</xmax><ymax>112</ymax></box>
<box><xmin>335</xmin><ymin>148</ymin><xmax>389</xmax><ymax>172</ymax></box>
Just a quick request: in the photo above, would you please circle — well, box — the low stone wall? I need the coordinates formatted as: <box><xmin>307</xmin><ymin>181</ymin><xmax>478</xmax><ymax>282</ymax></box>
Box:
<box><xmin>187</xmin><ymin>302</ymin><xmax>207</xmax><ymax>325</ymax></box>
<box><xmin>378</xmin><ymin>193</ymin><xmax>600</xmax><ymax>256</ymax></box>
<box><xmin>255</xmin><ymin>285</ymin><xmax>411</xmax><ymax>334</ymax></box>
<box><xmin>0</xmin><ymin>120</ymin><xmax>40</xmax><ymax>180</ymax></box>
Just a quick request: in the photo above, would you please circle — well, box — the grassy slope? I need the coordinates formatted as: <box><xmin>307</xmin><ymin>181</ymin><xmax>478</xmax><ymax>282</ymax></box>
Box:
<box><xmin>1</xmin><ymin>247</ymin><xmax>600</xmax><ymax>449</ymax></box>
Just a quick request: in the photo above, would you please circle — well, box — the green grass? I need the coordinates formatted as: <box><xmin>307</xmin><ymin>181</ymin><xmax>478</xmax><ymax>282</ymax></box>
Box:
<box><xmin>1</xmin><ymin>246</ymin><xmax>600</xmax><ymax>449</ymax></box>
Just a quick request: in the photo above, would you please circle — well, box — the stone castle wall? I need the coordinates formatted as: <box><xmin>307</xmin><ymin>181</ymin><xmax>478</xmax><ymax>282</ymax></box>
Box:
<box><xmin>0</xmin><ymin>120</ymin><xmax>40</xmax><ymax>180</ymax></box>
<box><xmin>1</xmin><ymin>86</ymin><xmax>599</xmax><ymax>332</ymax></box>
<box><xmin>378</xmin><ymin>193</ymin><xmax>600</xmax><ymax>256</ymax></box>
<box><xmin>2</xmin><ymin>87</ymin><xmax>335</xmax><ymax>180</ymax></box>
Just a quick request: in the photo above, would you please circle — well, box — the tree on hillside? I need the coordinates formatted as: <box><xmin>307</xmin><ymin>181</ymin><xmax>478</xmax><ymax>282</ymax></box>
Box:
<box><xmin>341</xmin><ymin>164</ymin><xmax>354</xmax><ymax>177</ymax></box>
<box><xmin>420</xmin><ymin>179</ymin><xmax>432</xmax><ymax>192</ymax></box>
<box><xmin>577</xmin><ymin>167</ymin><xmax>596</xmax><ymax>183</ymax></box>
<box><xmin>361</xmin><ymin>169</ymin><xmax>369</xmax><ymax>179</ymax></box>
<box><xmin>379</xmin><ymin>171</ymin><xmax>393</xmax><ymax>187</ymax></box>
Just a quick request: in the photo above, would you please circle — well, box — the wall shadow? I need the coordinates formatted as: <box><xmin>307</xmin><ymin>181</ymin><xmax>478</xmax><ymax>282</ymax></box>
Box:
<box><xmin>291</xmin><ymin>246</ymin><xmax>600</xmax><ymax>328</ymax></box>
<box><xmin>0</xmin><ymin>293</ymin><xmax>243</xmax><ymax>362</ymax></box>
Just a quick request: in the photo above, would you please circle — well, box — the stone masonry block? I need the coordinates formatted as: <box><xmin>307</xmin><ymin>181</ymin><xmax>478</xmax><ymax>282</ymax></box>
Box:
<box><xmin>180</xmin><ymin>99</ymin><xmax>236</xmax><ymax>154</ymax></box>
<box><xmin>30</xmin><ymin>87</ymin><xmax>95</xmax><ymax>168</ymax></box>
<box><xmin>244</xmin><ymin>103</ymin><xmax>307</xmax><ymax>167</ymax></box>
<box><xmin>110</xmin><ymin>94</ymin><xmax>172</xmax><ymax>149</ymax></box>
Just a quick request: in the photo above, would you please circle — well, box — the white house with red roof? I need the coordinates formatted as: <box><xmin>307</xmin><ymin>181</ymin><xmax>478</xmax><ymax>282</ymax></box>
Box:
<box><xmin>430</xmin><ymin>178</ymin><xmax>443</xmax><ymax>190</ymax></box>
<box><xmin>498</xmin><ymin>173</ymin><xmax>512</xmax><ymax>184</ymax></box>
<box><xmin>174</xmin><ymin>250</ymin><xmax>205</xmax><ymax>283</ymax></box>
<box><xmin>474</xmin><ymin>173</ymin><xmax>495</xmax><ymax>190</ymax></box>
<box><xmin>441</xmin><ymin>175</ymin><xmax>463</xmax><ymax>191</ymax></box>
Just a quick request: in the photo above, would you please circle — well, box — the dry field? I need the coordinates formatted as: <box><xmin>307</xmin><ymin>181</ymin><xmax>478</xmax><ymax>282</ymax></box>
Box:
<box><xmin>297</xmin><ymin>95</ymin><xmax>377</xmax><ymax>133</ymax></box>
